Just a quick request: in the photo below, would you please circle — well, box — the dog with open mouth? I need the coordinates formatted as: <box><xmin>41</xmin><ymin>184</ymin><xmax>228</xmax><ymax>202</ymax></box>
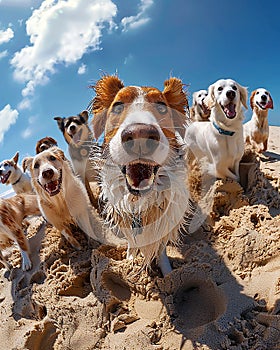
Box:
<box><xmin>185</xmin><ymin>78</ymin><xmax>248</xmax><ymax>181</ymax></box>
<box><xmin>243</xmin><ymin>88</ymin><xmax>273</xmax><ymax>152</ymax></box>
<box><xmin>54</xmin><ymin>111</ymin><xmax>99</xmax><ymax>208</ymax></box>
<box><xmin>23</xmin><ymin>147</ymin><xmax>103</xmax><ymax>250</ymax></box>
<box><xmin>190</xmin><ymin>89</ymin><xmax>211</xmax><ymax>122</ymax></box>
<box><xmin>0</xmin><ymin>193</ymin><xmax>41</xmax><ymax>271</ymax></box>
<box><xmin>0</xmin><ymin>152</ymin><xmax>33</xmax><ymax>194</ymax></box>
<box><xmin>90</xmin><ymin>74</ymin><xmax>190</xmax><ymax>275</ymax></box>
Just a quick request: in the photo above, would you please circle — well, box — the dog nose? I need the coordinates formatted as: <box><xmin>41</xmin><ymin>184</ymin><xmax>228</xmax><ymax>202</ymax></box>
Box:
<box><xmin>70</xmin><ymin>125</ymin><xmax>76</xmax><ymax>132</ymax></box>
<box><xmin>261</xmin><ymin>94</ymin><xmax>267</xmax><ymax>101</ymax></box>
<box><xmin>42</xmin><ymin>168</ymin><xmax>54</xmax><ymax>180</ymax></box>
<box><xmin>226</xmin><ymin>90</ymin><xmax>236</xmax><ymax>101</ymax></box>
<box><xmin>121</xmin><ymin>123</ymin><xmax>160</xmax><ymax>156</ymax></box>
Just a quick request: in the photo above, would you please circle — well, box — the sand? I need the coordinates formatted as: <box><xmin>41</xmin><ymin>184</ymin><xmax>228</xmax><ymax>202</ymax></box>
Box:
<box><xmin>0</xmin><ymin>126</ymin><xmax>280</xmax><ymax>350</ymax></box>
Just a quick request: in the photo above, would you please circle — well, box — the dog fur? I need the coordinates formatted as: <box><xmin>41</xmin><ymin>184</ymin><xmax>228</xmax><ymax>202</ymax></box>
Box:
<box><xmin>36</xmin><ymin>136</ymin><xmax>58</xmax><ymax>154</ymax></box>
<box><xmin>0</xmin><ymin>152</ymin><xmax>33</xmax><ymax>194</ymax></box>
<box><xmin>243</xmin><ymin>88</ymin><xmax>273</xmax><ymax>152</ymax></box>
<box><xmin>23</xmin><ymin>147</ymin><xmax>102</xmax><ymax>250</ymax></box>
<box><xmin>0</xmin><ymin>194</ymin><xmax>41</xmax><ymax>271</ymax></box>
<box><xmin>185</xmin><ymin>78</ymin><xmax>247</xmax><ymax>181</ymax></box>
<box><xmin>90</xmin><ymin>74</ymin><xmax>190</xmax><ymax>275</ymax></box>
<box><xmin>54</xmin><ymin>111</ymin><xmax>99</xmax><ymax>208</ymax></box>
<box><xmin>190</xmin><ymin>89</ymin><xmax>211</xmax><ymax>121</ymax></box>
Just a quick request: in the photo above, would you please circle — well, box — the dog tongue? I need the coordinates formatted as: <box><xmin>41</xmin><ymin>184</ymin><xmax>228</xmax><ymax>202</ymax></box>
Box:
<box><xmin>224</xmin><ymin>103</ymin><xmax>236</xmax><ymax>118</ymax></box>
<box><xmin>266</xmin><ymin>100</ymin><xmax>273</xmax><ymax>109</ymax></box>
<box><xmin>1</xmin><ymin>176</ymin><xmax>5</xmax><ymax>184</ymax></box>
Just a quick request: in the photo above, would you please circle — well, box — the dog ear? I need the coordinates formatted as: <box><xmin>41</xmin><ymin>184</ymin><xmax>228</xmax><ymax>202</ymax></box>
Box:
<box><xmin>90</xmin><ymin>75</ymin><xmax>124</xmax><ymax>139</ymax></box>
<box><xmin>22</xmin><ymin>157</ymin><xmax>33</xmax><ymax>172</ymax></box>
<box><xmin>192</xmin><ymin>93</ymin><xmax>198</xmax><ymax>106</ymax></box>
<box><xmin>268</xmin><ymin>93</ymin><xmax>274</xmax><ymax>109</ymax></box>
<box><xmin>53</xmin><ymin>147</ymin><xmax>66</xmax><ymax>161</ymax></box>
<box><xmin>163</xmin><ymin>77</ymin><xmax>189</xmax><ymax>137</ymax></box>
<box><xmin>54</xmin><ymin>117</ymin><xmax>65</xmax><ymax>132</ymax></box>
<box><xmin>79</xmin><ymin>110</ymin><xmax>89</xmax><ymax>123</ymax></box>
<box><xmin>250</xmin><ymin>90</ymin><xmax>256</xmax><ymax>110</ymax></box>
<box><xmin>13</xmin><ymin>152</ymin><xmax>19</xmax><ymax>165</ymax></box>
<box><xmin>204</xmin><ymin>83</ymin><xmax>216</xmax><ymax>109</ymax></box>
<box><xmin>238</xmin><ymin>84</ymin><xmax>248</xmax><ymax>109</ymax></box>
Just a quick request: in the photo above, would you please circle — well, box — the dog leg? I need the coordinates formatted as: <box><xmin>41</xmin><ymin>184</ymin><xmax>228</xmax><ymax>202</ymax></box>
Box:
<box><xmin>13</xmin><ymin>227</ymin><xmax>32</xmax><ymax>271</ymax></box>
<box><xmin>85</xmin><ymin>178</ymin><xmax>99</xmax><ymax>210</ymax></box>
<box><xmin>61</xmin><ymin>227</ymin><xmax>81</xmax><ymax>250</ymax></box>
<box><xmin>263</xmin><ymin>139</ymin><xmax>268</xmax><ymax>152</ymax></box>
<box><xmin>158</xmin><ymin>246</ymin><xmax>172</xmax><ymax>276</ymax></box>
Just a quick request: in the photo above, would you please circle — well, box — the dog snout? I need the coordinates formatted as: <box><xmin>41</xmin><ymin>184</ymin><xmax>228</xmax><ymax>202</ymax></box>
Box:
<box><xmin>226</xmin><ymin>90</ymin><xmax>236</xmax><ymax>101</ymax></box>
<box><xmin>261</xmin><ymin>94</ymin><xmax>267</xmax><ymax>101</ymax></box>
<box><xmin>70</xmin><ymin>124</ymin><xmax>76</xmax><ymax>132</ymax></box>
<box><xmin>121</xmin><ymin>123</ymin><xmax>160</xmax><ymax>156</ymax></box>
<box><xmin>42</xmin><ymin>168</ymin><xmax>54</xmax><ymax>180</ymax></box>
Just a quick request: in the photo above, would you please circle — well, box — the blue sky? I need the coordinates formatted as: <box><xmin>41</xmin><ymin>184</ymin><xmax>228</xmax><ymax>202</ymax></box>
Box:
<box><xmin>0</xmin><ymin>0</ymin><xmax>279</xmax><ymax>194</ymax></box>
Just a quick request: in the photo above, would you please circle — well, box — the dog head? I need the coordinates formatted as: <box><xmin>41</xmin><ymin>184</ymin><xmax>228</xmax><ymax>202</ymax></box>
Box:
<box><xmin>250</xmin><ymin>88</ymin><xmax>273</xmax><ymax>111</ymax></box>
<box><xmin>90</xmin><ymin>75</ymin><xmax>188</xmax><ymax>198</ymax></box>
<box><xmin>54</xmin><ymin>110</ymin><xmax>90</xmax><ymax>146</ymax></box>
<box><xmin>23</xmin><ymin>147</ymin><xmax>65</xmax><ymax>197</ymax></box>
<box><xmin>0</xmin><ymin>152</ymin><xmax>20</xmax><ymax>185</ymax></box>
<box><xmin>192</xmin><ymin>89</ymin><xmax>210</xmax><ymax>119</ymax></box>
<box><xmin>205</xmin><ymin>78</ymin><xmax>247</xmax><ymax>122</ymax></box>
<box><xmin>36</xmin><ymin>136</ymin><xmax>58</xmax><ymax>154</ymax></box>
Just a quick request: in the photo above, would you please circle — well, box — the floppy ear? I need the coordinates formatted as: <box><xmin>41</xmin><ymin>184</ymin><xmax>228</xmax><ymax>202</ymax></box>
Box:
<box><xmin>90</xmin><ymin>75</ymin><xmax>124</xmax><ymax>139</ymax></box>
<box><xmin>53</xmin><ymin>147</ymin><xmax>66</xmax><ymax>161</ymax></box>
<box><xmin>54</xmin><ymin>117</ymin><xmax>65</xmax><ymax>132</ymax></box>
<box><xmin>268</xmin><ymin>93</ymin><xmax>274</xmax><ymax>109</ymax></box>
<box><xmin>250</xmin><ymin>90</ymin><xmax>256</xmax><ymax>110</ymax></box>
<box><xmin>22</xmin><ymin>157</ymin><xmax>33</xmax><ymax>173</ymax></box>
<box><xmin>204</xmin><ymin>83</ymin><xmax>216</xmax><ymax>109</ymax></box>
<box><xmin>79</xmin><ymin>110</ymin><xmax>89</xmax><ymax>122</ymax></box>
<box><xmin>192</xmin><ymin>93</ymin><xmax>198</xmax><ymax>106</ymax></box>
<box><xmin>13</xmin><ymin>152</ymin><xmax>19</xmax><ymax>165</ymax></box>
<box><xmin>163</xmin><ymin>77</ymin><xmax>189</xmax><ymax>137</ymax></box>
<box><xmin>238</xmin><ymin>84</ymin><xmax>248</xmax><ymax>109</ymax></box>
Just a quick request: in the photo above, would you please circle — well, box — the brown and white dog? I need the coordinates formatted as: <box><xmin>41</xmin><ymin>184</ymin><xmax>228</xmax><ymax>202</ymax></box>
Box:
<box><xmin>243</xmin><ymin>88</ymin><xmax>274</xmax><ymax>152</ymax></box>
<box><xmin>185</xmin><ymin>78</ymin><xmax>247</xmax><ymax>181</ymax></box>
<box><xmin>0</xmin><ymin>152</ymin><xmax>33</xmax><ymax>194</ymax></box>
<box><xmin>54</xmin><ymin>111</ymin><xmax>99</xmax><ymax>208</ymax></box>
<box><xmin>36</xmin><ymin>136</ymin><xmax>58</xmax><ymax>154</ymax></box>
<box><xmin>90</xmin><ymin>75</ymin><xmax>190</xmax><ymax>275</ymax></box>
<box><xmin>0</xmin><ymin>194</ymin><xmax>40</xmax><ymax>271</ymax></box>
<box><xmin>190</xmin><ymin>89</ymin><xmax>211</xmax><ymax>122</ymax></box>
<box><xmin>23</xmin><ymin>147</ymin><xmax>102</xmax><ymax>250</ymax></box>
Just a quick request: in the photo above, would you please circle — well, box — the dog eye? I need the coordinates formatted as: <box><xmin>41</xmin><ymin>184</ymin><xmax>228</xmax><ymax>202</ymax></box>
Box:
<box><xmin>3</xmin><ymin>162</ymin><xmax>8</xmax><ymax>167</ymax></box>
<box><xmin>256</xmin><ymin>91</ymin><xmax>259</xmax><ymax>94</ymax></box>
<box><xmin>49</xmin><ymin>155</ymin><xmax>56</xmax><ymax>161</ymax></box>
<box><xmin>112</xmin><ymin>102</ymin><xmax>124</xmax><ymax>114</ymax></box>
<box><xmin>156</xmin><ymin>102</ymin><xmax>168</xmax><ymax>114</ymax></box>
<box><xmin>34</xmin><ymin>162</ymin><xmax>39</xmax><ymax>169</ymax></box>
<box><xmin>232</xmin><ymin>85</ymin><xmax>237</xmax><ymax>91</ymax></box>
<box><xmin>217</xmin><ymin>86</ymin><xmax>223</xmax><ymax>91</ymax></box>
<box><xmin>198</xmin><ymin>94</ymin><xmax>201</xmax><ymax>98</ymax></box>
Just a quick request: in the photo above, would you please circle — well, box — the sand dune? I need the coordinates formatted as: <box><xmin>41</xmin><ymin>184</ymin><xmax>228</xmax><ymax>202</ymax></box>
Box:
<box><xmin>0</xmin><ymin>126</ymin><xmax>280</xmax><ymax>349</ymax></box>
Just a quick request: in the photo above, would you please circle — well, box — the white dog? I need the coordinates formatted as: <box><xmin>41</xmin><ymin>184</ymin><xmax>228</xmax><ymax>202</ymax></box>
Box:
<box><xmin>243</xmin><ymin>88</ymin><xmax>273</xmax><ymax>152</ymax></box>
<box><xmin>23</xmin><ymin>147</ymin><xmax>102</xmax><ymax>249</ymax></box>
<box><xmin>0</xmin><ymin>152</ymin><xmax>33</xmax><ymax>194</ymax></box>
<box><xmin>185</xmin><ymin>78</ymin><xmax>247</xmax><ymax>181</ymax></box>
<box><xmin>190</xmin><ymin>89</ymin><xmax>211</xmax><ymax>121</ymax></box>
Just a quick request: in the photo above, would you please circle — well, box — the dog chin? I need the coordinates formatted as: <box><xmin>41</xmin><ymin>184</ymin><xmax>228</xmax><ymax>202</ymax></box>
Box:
<box><xmin>1</xmin><ymin>171</ymin><xmax>11</xmax><ymax>184</ymax></box>
<box><xmin>121</xmin><ymin>161</ymin><xmax>159</xmax><ymax>197</ymax></box>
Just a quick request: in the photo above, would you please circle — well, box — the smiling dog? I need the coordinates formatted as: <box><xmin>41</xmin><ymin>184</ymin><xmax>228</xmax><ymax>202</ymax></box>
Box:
<box><xmin>190</xmin><ymin>89</ymin><xmax>211</xmax><ymax>122</ymax></box>
<box><xmin>243</xmin><ymin>88</ymin><xmax>273</xmax><ymax>152</ymax></box>
<box><xmin>185</xmin><ymin>78</ymin><xmax>247</xmax><ymax>181</ymax></box>
<box><xmin>90</xmin><ymin>74</ymin><xmax>190</xmax><ymax>275</ymax></box>
<box><xmin>0</xmin><ymin>152</ymin><xmax>33</xmax><ymax>194</ymax></box>
<box><xmin>23</xmin><ymin>147</ymin><xmax>102</xmax><ymax>250</ymax></box>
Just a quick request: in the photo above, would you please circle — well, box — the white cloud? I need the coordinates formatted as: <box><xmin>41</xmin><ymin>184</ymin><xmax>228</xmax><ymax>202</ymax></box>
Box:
<box><xmin>0</xmin><ymin>50</ymin><xmax>8</xmax><ymax>59</ymax></box>
<box><xmin>17</xmin><ymin>98</ymin><xmax>32</xmax><ymax>110</ymax></box>
<box><xmin>21</xmin><ymin>127</ymin><xmax>32</xmax><ymax>139</ymax></box>
<box><xmin>0</xmin><ymin>27</ymin><xmax>14</xmax><ymax>45</ymax></box>
<box><xmin>21</xmin><ymin>115</ymin><xmax>37</xmax><ymax>139</ymax></box>
<box><xmin>0</xmin><ymin>105</ymin><xmax>19</xmax><ymax>143</ymax></box>
<box><xmin>78</xmin><ymin>63</ymin><xmax>86</xmax><ymax>75</ymax></box>
<box><xmin>124</xmin><ymin>53</ymin><xmax>133</xmax><ymax>65</ymax></box>
<box><xmin>121</xmin><ymin>0</ymin><xmax>153</xmax><ymax>32</ymax></box>
<box><xmin>11</xmin><ymin>0</ymin><xmax>117</xmax><ymax>97</ymax></box>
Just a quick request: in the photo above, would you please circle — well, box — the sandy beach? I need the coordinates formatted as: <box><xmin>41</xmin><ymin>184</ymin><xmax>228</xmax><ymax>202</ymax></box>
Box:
<box><xmin>0</xmin><ymin>126</ymin><xmax>279</xmax><ymax>350</ymax></box>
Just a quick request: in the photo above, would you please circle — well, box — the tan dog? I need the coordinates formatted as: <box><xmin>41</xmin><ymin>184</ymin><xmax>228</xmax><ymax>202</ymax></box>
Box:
<box><xmin>36</xmin><ymin>136</ymin><xmax>58</xmax><ymax>154</ymax></box>
<box><xmin>243</xmin><ymin>88</ymin><xmax>273</xmax><ymax>152</ymax></box>
<box><xmin>0</xmin><ymin>194</ymin><xmax>40</xmax><ymax>271</ymax></box>
<box><xmin>190</xmin><ymin>89</ymin><xmax>211</xmax><ymax>121</ymax></box>
<box><xmin>0</xmin><ymin>152</ymin><xmax>33</xmax><ymax>194</ymax></box>
<box><xmin>23</xmin><ymin>147</ymin><xmax>102</xmax><ymax>250</ymax></box>
<box><xmin>90</xmin><ymin>74</ymin><xmax>190</xmax><ymax>275</ymax></box>
<box><xmin>185</xmin><ymin>78</ymin><xmax>247</xmax><ymax>181</ymax></box>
